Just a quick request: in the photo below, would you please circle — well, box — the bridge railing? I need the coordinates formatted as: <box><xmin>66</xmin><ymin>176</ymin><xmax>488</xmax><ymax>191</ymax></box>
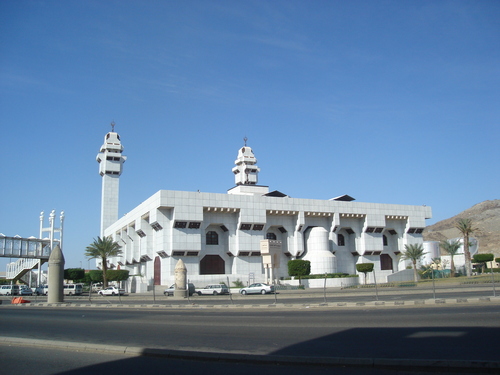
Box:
<box><xmin>0</xmin><ymin>235</ymin><xmax>51</xmax><ymax>259</ymax></box>
<box><xmin>7</xmin><ymin>258</ymin><xmax>42</xmax><ymax>280</ymax></box>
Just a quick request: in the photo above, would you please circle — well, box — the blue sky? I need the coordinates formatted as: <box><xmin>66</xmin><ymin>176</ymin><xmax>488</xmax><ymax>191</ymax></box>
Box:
<box><xmin>1</xmin><ymin>0</ymin><xmax>498</xmax><ymax>269</ymax></box>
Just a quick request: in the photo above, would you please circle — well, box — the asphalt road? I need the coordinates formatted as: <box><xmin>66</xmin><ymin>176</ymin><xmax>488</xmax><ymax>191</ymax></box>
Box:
<box><xmin>1</xmin><ymin>284</ymin><xmax>499</xmax><ymax>374</ymax></box>
<box><xmin>2</xmin><ymin>304</ymin><xmax>499</xmax><ymax>360</ymax></box>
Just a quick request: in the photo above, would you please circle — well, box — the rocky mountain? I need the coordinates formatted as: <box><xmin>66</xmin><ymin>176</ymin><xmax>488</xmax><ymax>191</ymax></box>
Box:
<box><xmin>423</xmin><ymin>200</ymin><xmax>500</xmax><ymax>257</ymax></box>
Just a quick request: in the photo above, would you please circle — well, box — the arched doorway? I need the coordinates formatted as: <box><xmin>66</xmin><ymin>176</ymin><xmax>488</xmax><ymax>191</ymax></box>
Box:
<box><xmin>200</xmin><ymin>255</ymin><xmax>225</xmax><ymax>274</ymax></box>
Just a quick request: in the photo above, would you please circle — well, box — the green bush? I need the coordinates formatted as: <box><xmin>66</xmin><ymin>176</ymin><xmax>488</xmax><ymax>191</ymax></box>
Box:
<box><xmin>473</xmin><ymin>253</ymin><xmax>494</xmax><ymax>273</ymax></box>
<box><xmin>232</xmin><ymin>279</ymin><xmax>244</xmax><ymax>288</ymax></box>
<box><xmin>107</xmin><ymin>269</ymin><xmax>130</xmax><ymax>282</ymax></box>
<box><xmin>88</xmin><ymin>270</ymin><xmax>103</xmax><ymax>282</ymax></box>
<box><xmin>64</xmin><ymin>268</ymin><xmax>85</xmax><ymax>282</ymax></box>
<box><xmin>485</xmin><ymin>268</ymin><xmax>500</xmax><ymax>273</ymax></box>
<box><xmin>473</xmin><ymin>253</ymin><xmax>494</xmax><ymax>263</ymax></box>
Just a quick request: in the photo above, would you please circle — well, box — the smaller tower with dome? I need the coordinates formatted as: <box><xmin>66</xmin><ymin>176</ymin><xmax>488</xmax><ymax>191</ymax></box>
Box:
<box><xmin>228</xmin><ymin>138</ymin><xmax>268</xmax><ymax>196</ymax></box>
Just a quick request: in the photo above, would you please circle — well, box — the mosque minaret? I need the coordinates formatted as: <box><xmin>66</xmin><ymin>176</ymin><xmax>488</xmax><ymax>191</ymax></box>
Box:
<box><xmin>232</xmin><ymin>137</ymin><xmax>260</xmax><ymax>186</ymax></box>
<box><xmin>96</xmin><ymin>122</ymin><xmax>127</xmax><ymax>237</ymax></box>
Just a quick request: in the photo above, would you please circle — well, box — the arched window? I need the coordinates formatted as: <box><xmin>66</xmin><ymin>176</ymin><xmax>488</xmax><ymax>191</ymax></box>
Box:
<box><xmin>383</xmin><ymin>235</ymin><xmax>388</xmax><ymax>246</ymax></box>
<box><xmin>338</xmin><ymin>234</ymin><xmax>345</xmax><ymax>246</ymax></box>
<box><xmin>206</xmin><ymin>231</ymin><xmax>218</xmax><ymax>245</ymax></box>
<box><xmin>266</xmin><ymin>233</ymin><xmax>277</xmax><ymax>240</ymax></box>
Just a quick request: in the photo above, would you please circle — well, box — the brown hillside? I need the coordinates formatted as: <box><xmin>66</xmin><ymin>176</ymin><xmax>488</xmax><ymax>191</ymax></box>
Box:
<box><xmin>423</xmin><ymin>200</ymin><xmax>500</xmax><ymax>257</ymax></box>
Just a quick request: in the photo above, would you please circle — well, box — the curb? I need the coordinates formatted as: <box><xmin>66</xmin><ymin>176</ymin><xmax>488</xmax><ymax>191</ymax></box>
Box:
<box><xmin>4</xmin><ymin>296</ymin><xmax>500</xmax><ymax>309</ymax></box>
<box><xmin>1</xmin><ymin>336</ymin><xmax>499</xmax><ymax>372</ymax></box>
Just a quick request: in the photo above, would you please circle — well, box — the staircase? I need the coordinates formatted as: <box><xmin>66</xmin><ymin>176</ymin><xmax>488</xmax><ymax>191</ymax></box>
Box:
<box><xmin>7</xmin><ymin>258</ymin><xmax>46</xmax><ymax>281</ymax></box>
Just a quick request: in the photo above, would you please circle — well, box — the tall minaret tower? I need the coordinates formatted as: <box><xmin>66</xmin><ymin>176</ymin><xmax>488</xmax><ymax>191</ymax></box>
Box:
<box><xmin>96</xmin><ymin>122</ymin><xmax>127</xmax><ymax>237</ymax></box>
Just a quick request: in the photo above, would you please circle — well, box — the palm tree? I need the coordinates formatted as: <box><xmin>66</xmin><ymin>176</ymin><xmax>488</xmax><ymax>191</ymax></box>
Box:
<box><xmin>402</xmin><ymin>243</ymin><xmax>426</xmax><ymax>282</ymax></box>
<box><xmin>85</xmin><ymin>236</ymin><xmax>122</xmax><ymax>287</ymax></box>
<box><xmin>439</xmin><ymin>240</ymin><xmax>461</xmax><ymax>277</ymax></box>
<box><xmin>455</xmin><ymin>218</ymin><xmax>478</xmax><ymax>277</ymax></box>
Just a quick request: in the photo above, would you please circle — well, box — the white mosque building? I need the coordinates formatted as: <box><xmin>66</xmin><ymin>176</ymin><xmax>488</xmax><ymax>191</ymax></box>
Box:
<box><xmin>97</xmin><ymin>129</ymin><xmax>432</xmax><ymax>292</ymax></box>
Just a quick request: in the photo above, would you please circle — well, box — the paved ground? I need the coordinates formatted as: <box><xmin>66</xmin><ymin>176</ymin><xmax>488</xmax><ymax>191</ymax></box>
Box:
<box><xmin>2</xmin><ymin>281</ymin><xmax>499</xmax><ymax>373</ymax></box>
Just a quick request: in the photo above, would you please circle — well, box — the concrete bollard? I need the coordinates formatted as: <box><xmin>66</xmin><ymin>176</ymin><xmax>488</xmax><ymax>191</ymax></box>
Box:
<box><xmin>174</xmin><ymin>259</ymin><xmax>187</xmax><ymax>298</ymax></box>
<box><xmin>48</xmin><ymin>244</ymin><xmax>65</xmax><ymax>303</ymax></box>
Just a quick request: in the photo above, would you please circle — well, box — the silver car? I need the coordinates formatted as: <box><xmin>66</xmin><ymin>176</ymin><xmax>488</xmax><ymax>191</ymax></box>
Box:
<box><xmin>19</xmin><ymin>286</ymin><xmax>33</xmax><ymax>296</ymax></box>
<box><xmin>240</xmin><ymin>283</ymin><xmax>274</xmax><ymax>295</ymax></box>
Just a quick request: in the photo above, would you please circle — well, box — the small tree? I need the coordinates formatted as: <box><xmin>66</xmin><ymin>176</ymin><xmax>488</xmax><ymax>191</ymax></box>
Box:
<box><xmin>85</xmin><ymin>236</ymin><xmax>122</xmax><ymax>288</ymax></box>
<box><xmin>64</xmin><ymin>268</ymin><xmax>85</xmax><ymax>282</ymax></box>
<box><xmin>472</xmin><ymin>253</ymin><xmax>494</xmax><ymax>274</ymax></box>
<box><xmin>402</xmin><ymin>243</ymin><xmax>426</xmax><ymax>282</ymax></box>
<box><xmin>439</xmin><ymin>240</ymin><xmax>461</xmax><ymax>277</ymax></box>
<box><xmin>356</xmin><ymin>263</ymin><xmax>374</xmax><ymax>284</ymax></box>
<box><xmin>288</xmin><ymin>259</ymin><xmax>311</xmax><ymax>285</ymax></box>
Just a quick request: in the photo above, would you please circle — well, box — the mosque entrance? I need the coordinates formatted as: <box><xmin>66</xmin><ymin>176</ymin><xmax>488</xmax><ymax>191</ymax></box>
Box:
<box><xmin>200</xmin><ymin>255</ymin><xmax>225</xmax><ymax>274</ymax></box>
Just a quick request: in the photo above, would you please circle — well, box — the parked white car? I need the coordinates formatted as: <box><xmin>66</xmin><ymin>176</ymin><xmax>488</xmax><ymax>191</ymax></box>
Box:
<box><xmin>98</xmin><ymin>286</ymin><xmax>125</xmax><ymax>296</ymax></box>
<box><xmin>195</xmin><ymin>284</ymin><xmax>229</xmax><ymax>295</ymax></box>
<box><xmin>239</xmin><ymin>283</ymin><xmax>274</xmax><ymax>295</ymax></box>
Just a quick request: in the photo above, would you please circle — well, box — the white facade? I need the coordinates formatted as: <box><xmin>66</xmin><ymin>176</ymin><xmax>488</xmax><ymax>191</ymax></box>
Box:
<box><xmin>99</xmin><ymin>133</ymin><xmax>432</xmax><ymax>292</ymax></box>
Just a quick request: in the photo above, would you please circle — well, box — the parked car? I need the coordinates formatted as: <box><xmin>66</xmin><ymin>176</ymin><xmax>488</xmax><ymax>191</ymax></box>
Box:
<box><xmin>195</xmin><ymin>284</ymin><xmax>230</xmax><ymax>295</ymax></box>
<box><xmin>164</xmin><ymin>283</ymin><xmax>196</xmax><ymax>296</ymax></box>
<box><xmin>19</xmin><ymin>285</ymin><xmax>33</xmax><ymax>296</ymax></box>
<box><xmin>98</xmin><ymin>286</ymin><xmax>125</xmax><ymax>296</ymax></box>
<box><xmin>240</xmin><ymin>283</ymin><xmax>274</xmax><ymax>295</ymax></box>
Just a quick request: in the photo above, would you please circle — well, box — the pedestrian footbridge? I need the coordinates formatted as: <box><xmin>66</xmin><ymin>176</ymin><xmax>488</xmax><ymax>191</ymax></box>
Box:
<box><xmin>0</xmin><ymin>235</ymin><xmax>51</xmax><ymax>281</ymax></box>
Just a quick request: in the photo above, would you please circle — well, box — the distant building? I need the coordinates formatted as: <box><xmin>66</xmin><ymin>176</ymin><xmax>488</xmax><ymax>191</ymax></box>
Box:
<box><xmin>423</xmin><ymin>238</ymin><xmax>479</xmax><ymax>274</ymax></box>
<box><xmin>98</xmin><ymin>129</ymin><xmax>432</xmax><ymax>292</ymax></box>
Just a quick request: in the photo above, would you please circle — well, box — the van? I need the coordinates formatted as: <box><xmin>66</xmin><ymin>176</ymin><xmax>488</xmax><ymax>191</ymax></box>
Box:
<box><xmin>0</xmin><ymin>285</ymin><xmax>20</xmax><ymax>296</ymax></box>
<box><xmin>63</xmin><ymin>284</ymin><xmax>83</xmax><ymax>295</ymax></box>
<box><xmin>34</xmin><ymin>285</ymin><xmax>48</xmax><ymax>296</ymax></box>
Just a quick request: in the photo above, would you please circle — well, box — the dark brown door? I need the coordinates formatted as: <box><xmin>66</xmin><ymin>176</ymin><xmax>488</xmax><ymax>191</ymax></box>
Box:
<box><xmin>200</xmin><ymin>255</ymin><xmax>225</xmax><ymax>274</ymax></box>
<box><xmin>380</xmin><ymin>254</ymin><xmax>393</xmax><ymax>271</ymax></box>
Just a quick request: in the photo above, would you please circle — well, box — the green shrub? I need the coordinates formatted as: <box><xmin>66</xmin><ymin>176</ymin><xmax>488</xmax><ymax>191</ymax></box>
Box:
<box><xmin>473</xmin><ymin>253</ymin><xmax>494</xmax><ymax>273</ymax></box>
<box><xmin>232</xmin><ymin>279</ymin><xmax>244</xmax><ymax>288</ymax></box>
<box><xmin>107</xmin><ymin>269</ymin><xmax>130</xmax><ymax>282</ymax></box>
<box><xmin>64</xmin><ymin>268</ymin><xmax>85</xmax><ymax>282</ymax></box>
<box><xmin>485</xmin><ymin>268</ymin><xmax>500</xmax><ymax>273</ymax></box>
<box><xmin>88</xmin><ymin>270</ymin><xmax>103</xmax><ymax>282</ymax></box>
